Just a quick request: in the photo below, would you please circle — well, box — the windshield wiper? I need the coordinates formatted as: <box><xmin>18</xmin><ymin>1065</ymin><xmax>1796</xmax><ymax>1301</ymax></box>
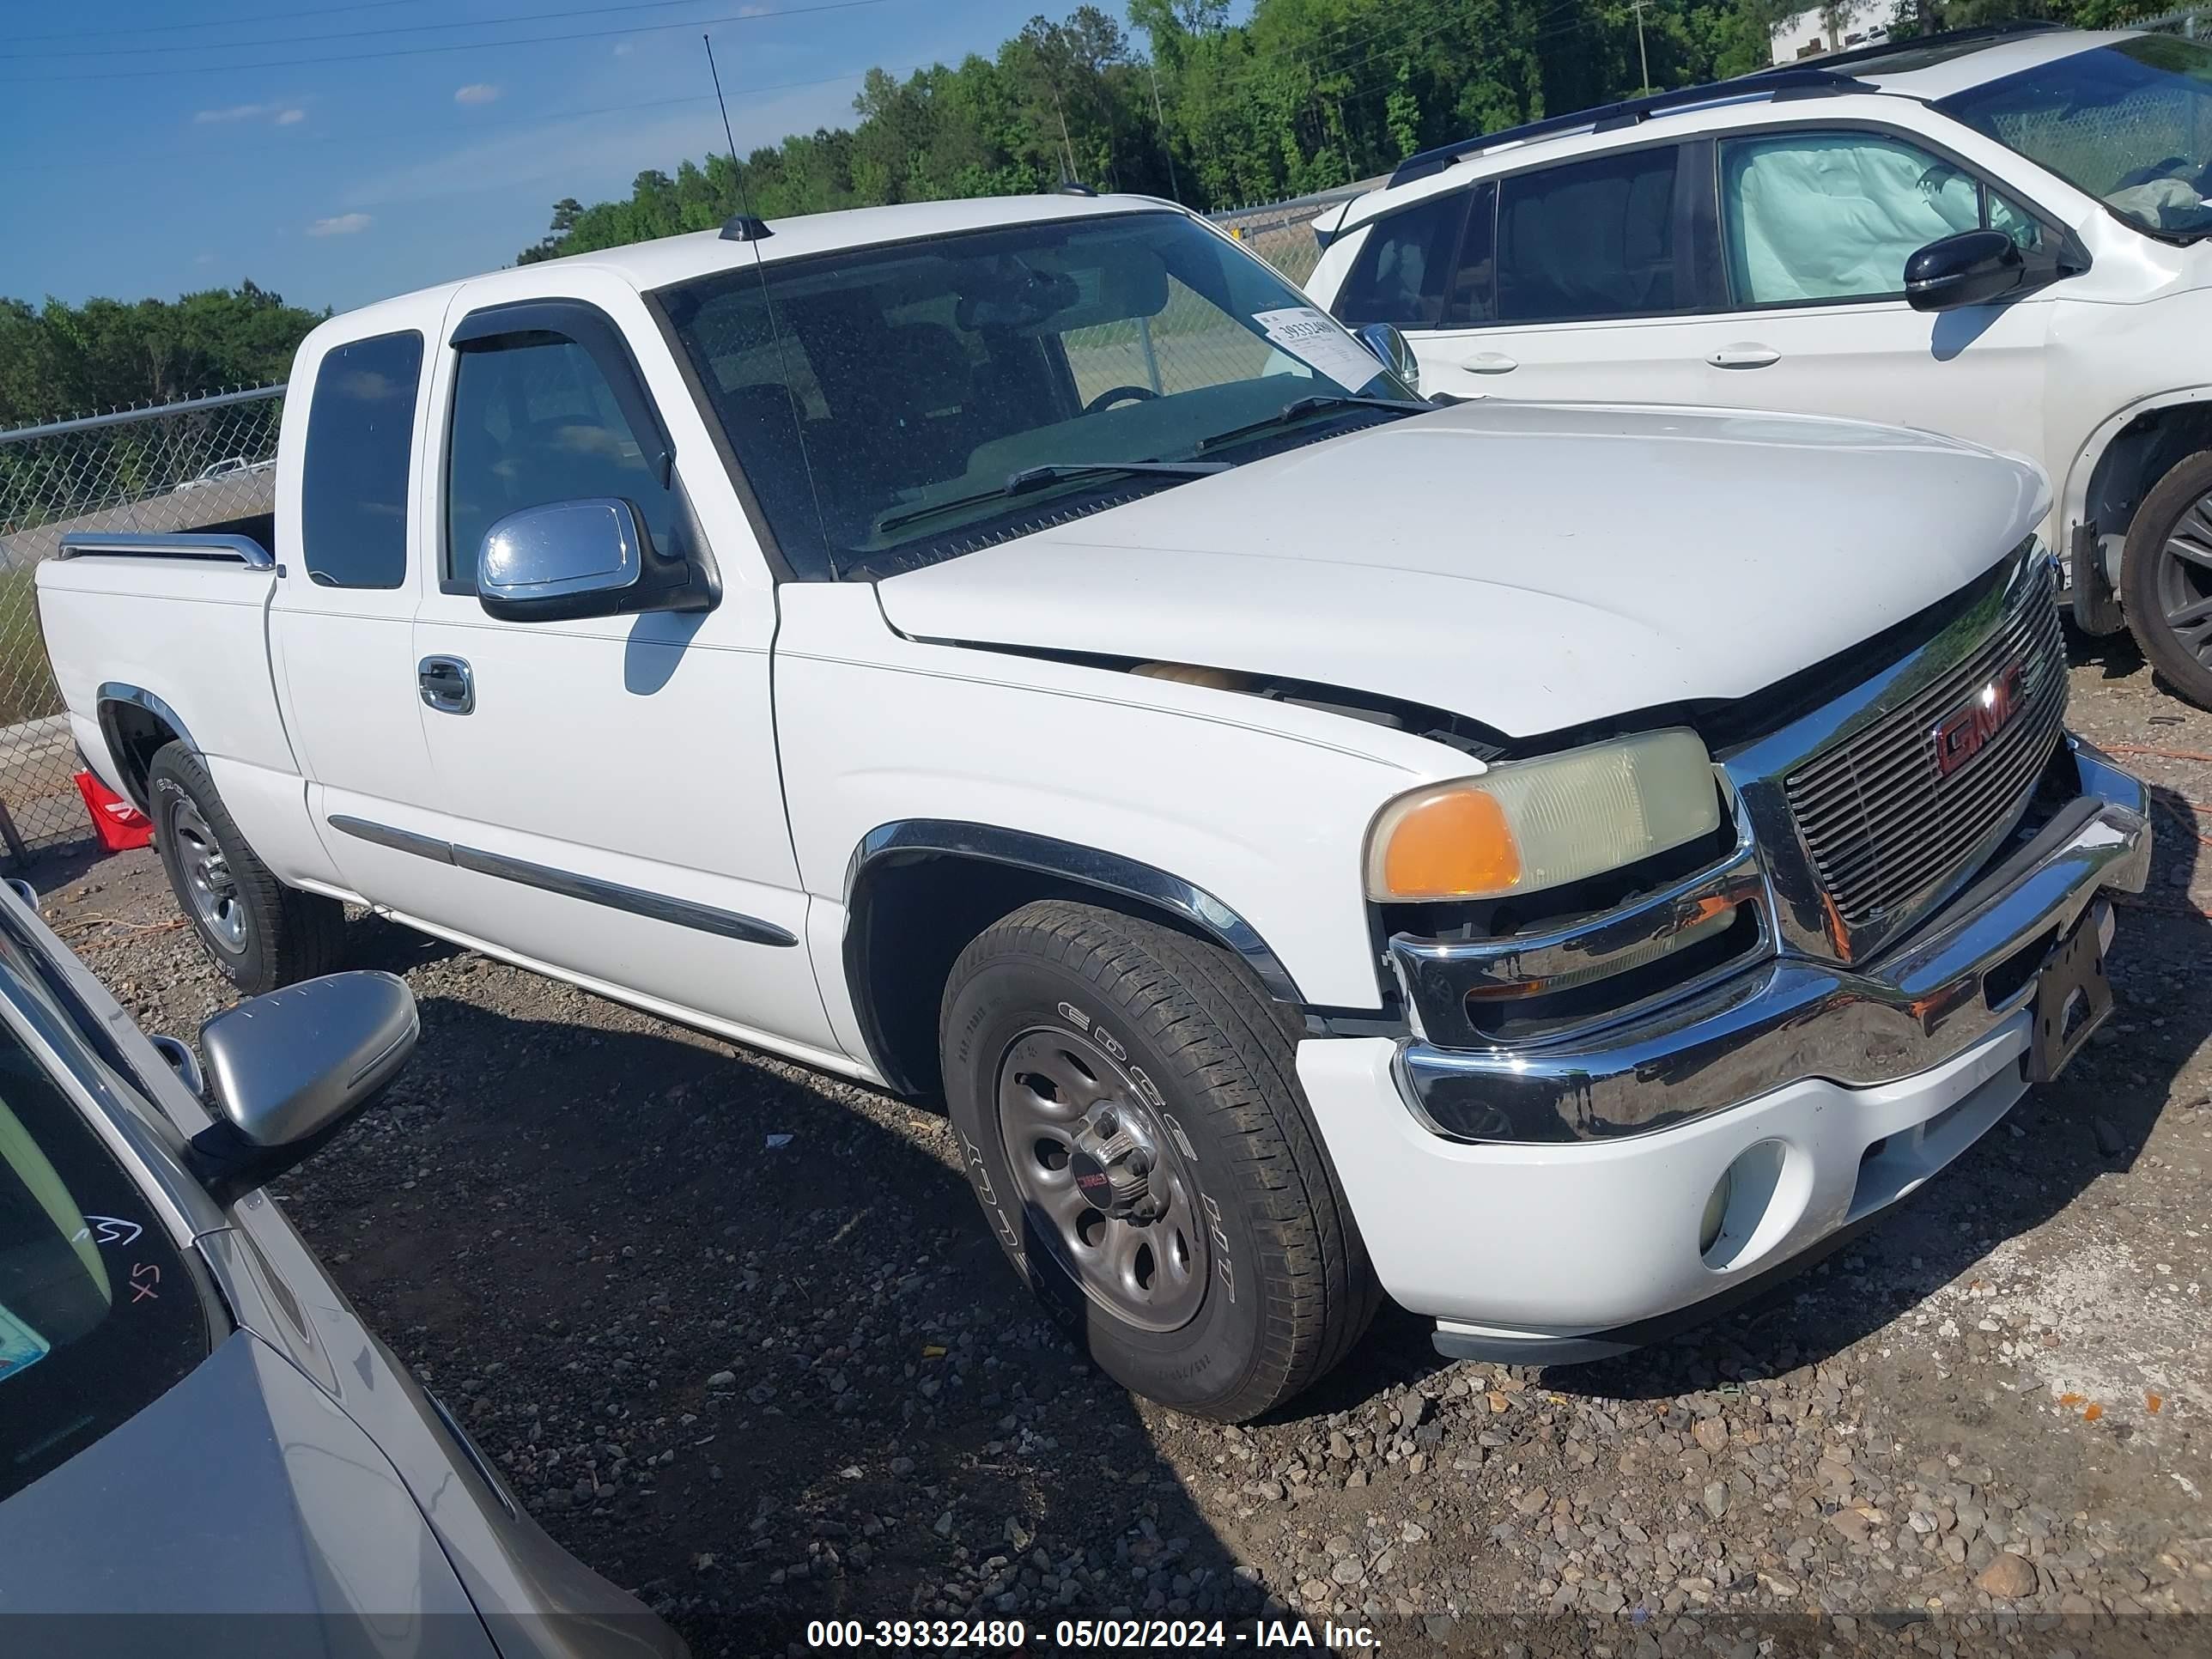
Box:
<box><xmin>1196</xmin><ymin>393</ymin><xmax>1430</xmax><ymax>455</ymax></box>
<box><xmin>875</xmin><ymin>459</ymin><xmax>1231</xmax><ymax>535</ymax></box>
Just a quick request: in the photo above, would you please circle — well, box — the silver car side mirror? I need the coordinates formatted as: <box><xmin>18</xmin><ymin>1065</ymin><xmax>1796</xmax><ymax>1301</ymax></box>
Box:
<box><xmin>1354</xmin><ymin>321</ymin><xmax>1421</xmax><ymax>394</ymax></box>
<box><xmin>477</xmin><ymin>497</ymin><xmax>644</xmax><ymax>622</ymax></box>
<box><xmin>185</xmin><ymin>972</ymin><xmax>418</xmax><ymax>1205</ymax></box>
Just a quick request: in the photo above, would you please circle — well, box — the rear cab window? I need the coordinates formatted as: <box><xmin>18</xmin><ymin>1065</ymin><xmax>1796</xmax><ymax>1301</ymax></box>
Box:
<box><xmin>300</xmin><ymin>331</ymin><xmax>424</xmax><ymax>590</ymax></box>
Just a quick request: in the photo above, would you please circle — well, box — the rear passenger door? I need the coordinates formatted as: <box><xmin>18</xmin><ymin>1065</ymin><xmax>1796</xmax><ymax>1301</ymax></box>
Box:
<box><xmin>405</xmin><ymin>275</ymin><xmax>834</xmax><ymax>1055</ymax></box>
<box><xmin>267</xmin><ymin>325</ymin><xmax>446</xmax><ymax>903</ymax></box>
<box><xmin>1363</xmin><ymin>143</ymin><xmax>1723</xmax><ymax>407</ymax></box>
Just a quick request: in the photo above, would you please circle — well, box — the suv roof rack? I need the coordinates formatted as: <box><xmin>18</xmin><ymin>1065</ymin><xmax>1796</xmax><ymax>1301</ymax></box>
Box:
<box><xmin>1382</xmin><ymin>21</ymin><xmax>2066</xmax><ymax>190</ymax></box>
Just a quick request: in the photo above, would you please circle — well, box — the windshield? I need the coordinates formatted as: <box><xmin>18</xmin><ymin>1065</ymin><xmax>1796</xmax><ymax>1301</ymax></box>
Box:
<box><xmin>1939</xmin><ymin>34</ymin><xmax>2212</xmax><ymax>238</ymax></box>
<box><xmin>0</xmin><ymin>964</ymin><xmax>207</xmax><ymax>1503</ymax></box>
<box><xmin>658</xmin><ymin>210</ymin><xmax>1419</xmax><ymax>577</ymax></box>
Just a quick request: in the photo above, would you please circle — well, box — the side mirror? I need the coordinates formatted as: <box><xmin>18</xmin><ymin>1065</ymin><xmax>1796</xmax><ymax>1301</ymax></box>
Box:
<box><xmin>477</xmin><ymin>497</ymin><xmax>647</xmax><ymax>622</ymax></box>
<box><xmin>1353</xmin><ymin>321</ymin><xmax>1422</xmax><ymax>393</ymax></box>
<box><xmin>183</xmin><ymin>972</ymin><xmax>418</xmax><ymax>1206</ymax></box>
<box><xmin>1905</xmin><ymin>228</ymin><xmax>2028</xmax><ymax>313</ymax></box>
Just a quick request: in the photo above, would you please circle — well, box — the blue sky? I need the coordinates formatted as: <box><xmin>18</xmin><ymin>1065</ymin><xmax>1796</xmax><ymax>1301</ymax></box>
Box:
<box><xmin>0</xmin><ymin>0</ymin><xmax>1112</xmax><ymax>313</ymax></box>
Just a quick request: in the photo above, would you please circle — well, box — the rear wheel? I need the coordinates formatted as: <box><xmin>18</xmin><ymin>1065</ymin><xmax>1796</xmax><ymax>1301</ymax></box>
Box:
<box><xmin>2122</xmin><ymin>449</ymin><xmax>2212</xmax><ymax>708</ymax></box>
<box><xmin>148</xmin><ymin>742</ymin><xmax>345</xmax><ymax>994</ymax></box>
<box><xmin>939</xmin><ymin>899</ymin><xmax>1378</xmax><ymax>1421</ymax></box>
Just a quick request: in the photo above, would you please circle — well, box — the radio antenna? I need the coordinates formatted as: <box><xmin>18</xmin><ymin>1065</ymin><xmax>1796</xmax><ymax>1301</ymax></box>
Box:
<box><xmin>703</xmin><ymin>33</ymin><xmax>757</xmax><ymax>225</ymax></box>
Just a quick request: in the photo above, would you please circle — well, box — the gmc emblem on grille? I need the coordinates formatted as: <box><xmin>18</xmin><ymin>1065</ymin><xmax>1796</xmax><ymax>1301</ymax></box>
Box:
<box><xmin>1932</xmin><ymin>662</ymin><xmax>2026</xmax><ymax>778</ymax></box>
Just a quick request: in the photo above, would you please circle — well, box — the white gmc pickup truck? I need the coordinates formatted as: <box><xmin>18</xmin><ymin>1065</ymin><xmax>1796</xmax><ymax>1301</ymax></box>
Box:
<box><xmin>38</xmin><ymin>191</ymin><xmax>2151</xmax><ymax>1419</ymax></box>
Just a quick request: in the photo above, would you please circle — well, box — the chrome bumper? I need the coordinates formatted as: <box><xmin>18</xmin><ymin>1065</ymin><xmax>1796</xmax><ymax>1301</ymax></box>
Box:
<box><xmin>1397</xmin><ymin>737</ymin><xmax>2150</xmax><ymax>1143</ymax></box>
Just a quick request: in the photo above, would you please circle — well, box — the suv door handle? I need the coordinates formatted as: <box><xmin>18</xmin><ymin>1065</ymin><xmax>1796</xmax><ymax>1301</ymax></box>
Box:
<box><xmin>1460</xmin><ymin>351</ymin><xmax>1518</xmax><ymax>374</ymax></box>
<box><xmin>1707</xmin><ymin>343</ymin><xmax>1780</xmax><ymax>369</ymax></box>
<box><xmin>417</xmin><ymin>656</ymin><xmax>475</xmax><ymax>715</ymax></box>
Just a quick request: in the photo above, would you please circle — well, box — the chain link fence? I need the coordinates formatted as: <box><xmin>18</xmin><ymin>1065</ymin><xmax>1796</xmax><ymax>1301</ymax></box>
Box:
<box><xmin>0</xmin><ymin>386</ymin><xmax>285</xmax><ymax>848</ymax></box>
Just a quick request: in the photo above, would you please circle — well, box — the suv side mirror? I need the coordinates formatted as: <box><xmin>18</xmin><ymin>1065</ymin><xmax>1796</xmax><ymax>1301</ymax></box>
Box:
<box><xmin>1905</xmin><ymin>229</ymin><xmax>2028</xmax><ymax>313</ymax></box>
<box><xmin>183</xmin><ymin>972</ymin><xmax>418</xmax><ymax>1206</ymax></box>
<box><xmin>477</xmin><ymin>497</ymin><xmax>708</xmax><ymax>623</ymax></box>
<box><xmin>1353</xmin><ymin>321</ymin><xmax>1422</xmax><ymax>393</ymax></box>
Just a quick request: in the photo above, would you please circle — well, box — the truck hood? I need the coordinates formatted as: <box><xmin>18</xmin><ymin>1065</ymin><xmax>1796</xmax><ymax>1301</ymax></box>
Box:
<box><xmin>874</xmin><ymin>401</ymin><xmax>2048</xmax><ymax>739</ymax></box>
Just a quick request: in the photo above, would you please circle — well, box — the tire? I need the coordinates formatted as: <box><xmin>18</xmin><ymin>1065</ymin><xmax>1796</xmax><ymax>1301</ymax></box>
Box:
<box><xmin>2122</xmin><ymin>448</ymin><xmax>2212</xmax><ymax>708</ymax></box>
<box><xmin>939</xmin><ymin>899</ymin><xmax>1379</xmax><ymax>1421</ymax></box>
<box><xmin>148</xmin><ymin>741</ymin><xmax>345</xmax><ymax>994</ymax></box>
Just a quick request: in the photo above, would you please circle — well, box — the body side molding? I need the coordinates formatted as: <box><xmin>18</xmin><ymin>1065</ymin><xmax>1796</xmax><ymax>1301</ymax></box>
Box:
<box><xmin>325</xmin><ymin>816</ymin><xmax>796</xmax><ymax>947</ymax></box>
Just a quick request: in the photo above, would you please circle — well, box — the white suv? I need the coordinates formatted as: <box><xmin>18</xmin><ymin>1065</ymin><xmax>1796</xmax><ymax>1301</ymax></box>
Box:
<box><xmin>1306</xmin><ymin>22</ymin><xmax>2212</xmax><ymax>704</ymax></box>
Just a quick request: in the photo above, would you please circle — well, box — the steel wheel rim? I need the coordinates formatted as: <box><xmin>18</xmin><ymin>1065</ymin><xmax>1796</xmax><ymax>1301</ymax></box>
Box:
<box><xmin>994</xmin><ymin>1025</ymin><xmax>1209</xmax><ymax>1334</ymax></box>
<box><xmin>167</xmin><ymin>797</ymin><xmax>246</xmax><ymax>951</ymax></box>
<box><xmin>2155</xmin><ymin>489</ymin><xmax>2212</xmax><ymax>668</ymax></box>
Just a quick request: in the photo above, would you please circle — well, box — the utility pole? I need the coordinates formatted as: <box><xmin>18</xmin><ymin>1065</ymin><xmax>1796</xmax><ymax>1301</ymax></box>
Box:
<box><xmin>1146</xmin><ymin>58</ymin><xmax>1182</xmax><ymax>203</ymax></box>
<box><xmin>1631</xmin><ymin>0</ymin><xmax>1652</xmax><ymax>95</ymax></box>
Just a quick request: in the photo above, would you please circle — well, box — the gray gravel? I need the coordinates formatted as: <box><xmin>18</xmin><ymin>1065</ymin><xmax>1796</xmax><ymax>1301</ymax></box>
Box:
<box><xmin>37</xmin><ymin>630</ymin><xmax>2212</xmax><ymax>1655</ymax></box>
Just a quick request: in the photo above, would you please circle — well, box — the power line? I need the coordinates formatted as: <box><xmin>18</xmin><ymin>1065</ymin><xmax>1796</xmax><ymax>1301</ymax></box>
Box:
<box><xmin>6</xmin><ymin>0</ymin><xmax>768</xmax><ymax>61</ymax></box>
<box><xmin>12</xmin><ymin>0</ymin><xmax>429</xmax><ymax>45</ymax></box>
<box><xmin>0</xmin><ymin>0</ymin><xmax>897</xmax><ymax>82</ymax></box>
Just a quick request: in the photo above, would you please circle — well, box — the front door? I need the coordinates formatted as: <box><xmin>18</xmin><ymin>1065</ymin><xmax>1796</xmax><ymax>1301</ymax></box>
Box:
<box><xmin>1647</xmin><ymin>126</ymin><xmax>2065</xmax><ymax>476</ymax></box>
<box><xmin>406</xmin><ymin>275</ymin><xmax>834</xmax><ymax>1056</ymax></box>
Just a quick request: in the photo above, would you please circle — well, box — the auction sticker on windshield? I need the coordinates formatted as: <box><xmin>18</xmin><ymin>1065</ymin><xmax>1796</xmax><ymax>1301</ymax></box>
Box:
<box><xmin>1253</xmin><ymin>307</ymin><xmax>1384</xmax><ymax>391</ymax></box>
<box><xmin>0</xmin><ymin>1303</ymin><xmax>49</xmax><ymax>1382</ymax></box>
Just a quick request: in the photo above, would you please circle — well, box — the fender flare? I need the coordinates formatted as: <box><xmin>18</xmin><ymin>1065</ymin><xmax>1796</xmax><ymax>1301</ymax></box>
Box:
<box><xmin>844</xmin><ymin>820</ymin><xmax>1304</xmax><ymax>1000</ymax></box>
<box><xmin>841</xmin><ymin>821</ymin><xmax>1308</xmax><ymax>1094</ymax></box>
<box><xmin>94</xmin><ymin>682</ymin><xmax>200</xmax><ymax>809</ymax></box>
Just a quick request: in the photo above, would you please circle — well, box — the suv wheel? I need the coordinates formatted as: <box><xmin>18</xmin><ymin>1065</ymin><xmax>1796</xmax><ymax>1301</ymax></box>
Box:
<box><xmin>939</xmin><ymin>900</ymin><xmax>1378</xmax><ymax>1421</ymax></box>
<box><xmin>2123</xmin><ymin>449</ymin><xmax>2212</xmax><ymax>708</ymax></box>
<box><xmin>148</xmin><ymin>742</ymin><xmax>345</xmax><ymax>994</ymax></box>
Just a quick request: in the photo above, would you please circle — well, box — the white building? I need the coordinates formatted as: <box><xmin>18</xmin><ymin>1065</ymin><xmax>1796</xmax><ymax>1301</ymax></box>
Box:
<box><xmin>1770</xmin><ymin>2</ymin><xmax>1893</xmax><ymax>65</ymax></box>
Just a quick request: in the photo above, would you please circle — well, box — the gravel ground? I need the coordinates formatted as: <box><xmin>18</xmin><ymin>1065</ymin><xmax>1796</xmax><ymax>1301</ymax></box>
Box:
<box><xmin>36</xmin><ymin>632</ymin><xmax>2212</xmax><ymax>1656</ymax></box>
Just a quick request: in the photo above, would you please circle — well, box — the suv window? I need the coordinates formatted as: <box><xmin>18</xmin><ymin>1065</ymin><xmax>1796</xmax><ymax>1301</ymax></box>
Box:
<box><xmin>0</xmin><ymin>1012</ymin><xmax>208</xmax><ymax>1504</ymax></box>
<box><xmin>1335</xmin><ymin>188</ymin><xmax>1470</xmax><ymax>327</ymax></box>
<box><xmin>1495</xmin><ymin>147</ymin><xmax>1679</xmax><ymax>323</ymax></box>
<box><xmin>300</xmin><ymin>331</ymin><xmax>422</xmax><ymax>590</ymax></box>
<box><xmin>444</xmin><ymin>331</ymin><xmax>678</xmax><ymax>592</ymax></box>
<box><xmin>1720</xmin><ymin>131</ymin><xmax>2042</xmax><ymax>306</ymax></box>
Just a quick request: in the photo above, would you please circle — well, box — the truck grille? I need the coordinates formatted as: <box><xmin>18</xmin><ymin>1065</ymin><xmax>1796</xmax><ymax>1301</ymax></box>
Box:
<box><xmin>1784</xmin><ymin>559</ymin><xmax>2065</xmax><ymax>933</ymax></box>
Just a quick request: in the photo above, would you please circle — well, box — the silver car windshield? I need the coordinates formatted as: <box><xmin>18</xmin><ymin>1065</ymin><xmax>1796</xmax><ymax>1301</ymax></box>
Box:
<box><xmin>0</xmin><ymin>999</ymin><xmax>208</xmax><ymax>1504</ymax></box>
<box><xmin>657</xmin><ymin>210</ymin><xmax>1419</xmax><ymax>578</ymax></box>
<box><xmin>1939</xmin><ymin>34</ymin><xmax>2212</xmax><ymax>239</ymax></box>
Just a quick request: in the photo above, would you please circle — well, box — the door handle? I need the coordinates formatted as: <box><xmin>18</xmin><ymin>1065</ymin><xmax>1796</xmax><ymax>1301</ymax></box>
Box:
<box><xmin>1707</xmin><ymin>343</ymin><xmax>1780</xmax><ymax>369</ymax></box>
<box><xmin>417</xmin><ymin>656</ymin><xmax>475</xmax><ymax>715</ymax></box>
<box><xmin>1460</xmin><ymin>351</ymin><xmax>1518</xmax><ymax>374</ymax></box>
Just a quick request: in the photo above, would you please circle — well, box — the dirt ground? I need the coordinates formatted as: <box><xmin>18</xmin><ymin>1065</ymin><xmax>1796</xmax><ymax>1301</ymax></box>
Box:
<box><xmin>33</xmin><ymin>628</ymin><xmax>2212</xmax><ymax>1656</ymax></box>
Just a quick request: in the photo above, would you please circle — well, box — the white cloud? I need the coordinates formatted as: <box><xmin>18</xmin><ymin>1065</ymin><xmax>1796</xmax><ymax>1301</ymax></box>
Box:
<box><xmin>194</xmin><ymin>100</ymin><xmax>305</xmax><ymax>126</ymax></box>
<box><xmin>613</xmin><ymin>40</ymin><xmax>635</xmax><ymax>56</ymax></box>
<box><xmin>454</xmin><ymin>83</ymin><xmax>501</xmax><ymax>106</ymax></box>
<box><xmin>307</xmin><ymin>212</ymin><xmax>373</xmax><ymax>237</ymax></box>
<box><xmin>194</xmin><ymin>252</ymin><xmax>216</xmax><ymax>265</ymax></box>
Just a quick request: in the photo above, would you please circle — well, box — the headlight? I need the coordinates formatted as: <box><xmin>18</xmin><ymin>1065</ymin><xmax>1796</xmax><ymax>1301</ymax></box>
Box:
<box><xmin>1364</xmin><ymin>728</ymin><xmax>1721</xmax><ymax>902</ymax></box>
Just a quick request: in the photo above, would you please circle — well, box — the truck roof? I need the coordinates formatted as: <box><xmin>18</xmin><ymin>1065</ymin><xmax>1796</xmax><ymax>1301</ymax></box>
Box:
<box><xmin>324</xmin><ymin>190</ymin><xmax>1185</xmax><ymax>337</ymax></box>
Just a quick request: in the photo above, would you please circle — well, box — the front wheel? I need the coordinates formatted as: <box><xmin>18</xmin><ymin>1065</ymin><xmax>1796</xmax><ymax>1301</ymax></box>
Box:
<box><xmin>148</xmin><ymin>742</ymin><xmax>345</xmax><ymax>994</ymax></box>
<box><xmin>939</xmin><ymin>900</ymin><xmax>1377</xmax><ymax>1421</ymax></box>
<box><xmin>2122</xmin><ymin>449</ymin><xmax>2212</xmax><ymax>708</ymax></box>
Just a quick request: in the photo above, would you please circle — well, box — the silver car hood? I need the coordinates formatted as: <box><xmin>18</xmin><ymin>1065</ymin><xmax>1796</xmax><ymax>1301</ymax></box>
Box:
<box><xmin>0</xmin><ymin>1328</ymin><xmax>495</xmax><ymax>1650</ymax></box>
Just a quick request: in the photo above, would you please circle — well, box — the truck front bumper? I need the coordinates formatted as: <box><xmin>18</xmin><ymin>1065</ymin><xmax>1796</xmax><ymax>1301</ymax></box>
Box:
<box><xmin>1296</xmin><ymin>738</ymin><xmax>2150</xmax><ymax>1363</ymax></box>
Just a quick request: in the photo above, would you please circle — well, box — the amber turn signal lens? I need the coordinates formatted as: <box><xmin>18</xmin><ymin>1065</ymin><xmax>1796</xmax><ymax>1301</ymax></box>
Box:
<box><xmin>1373</xmin><ymin>787</ymin><xmax>1522</xmax><ymax>900</ymax></box>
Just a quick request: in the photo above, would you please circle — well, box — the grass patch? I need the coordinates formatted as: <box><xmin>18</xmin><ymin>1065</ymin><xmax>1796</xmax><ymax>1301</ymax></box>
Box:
<box><xmin>0</xmin><ymin>567</ymin><xmax>64</xmax><ymax>730</ymax></box>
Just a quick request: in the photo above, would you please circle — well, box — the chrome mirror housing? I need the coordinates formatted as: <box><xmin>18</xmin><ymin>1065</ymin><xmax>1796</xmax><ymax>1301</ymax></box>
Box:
<box><xmin>477</xmin><ymin>498</ymin><xmax>645</xmax><ymax>621</ymax></box>
<box><xmin>1353</xmin><ymin>321</ymin><xmax>1421</xmax><ymax>393</ymax></box>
